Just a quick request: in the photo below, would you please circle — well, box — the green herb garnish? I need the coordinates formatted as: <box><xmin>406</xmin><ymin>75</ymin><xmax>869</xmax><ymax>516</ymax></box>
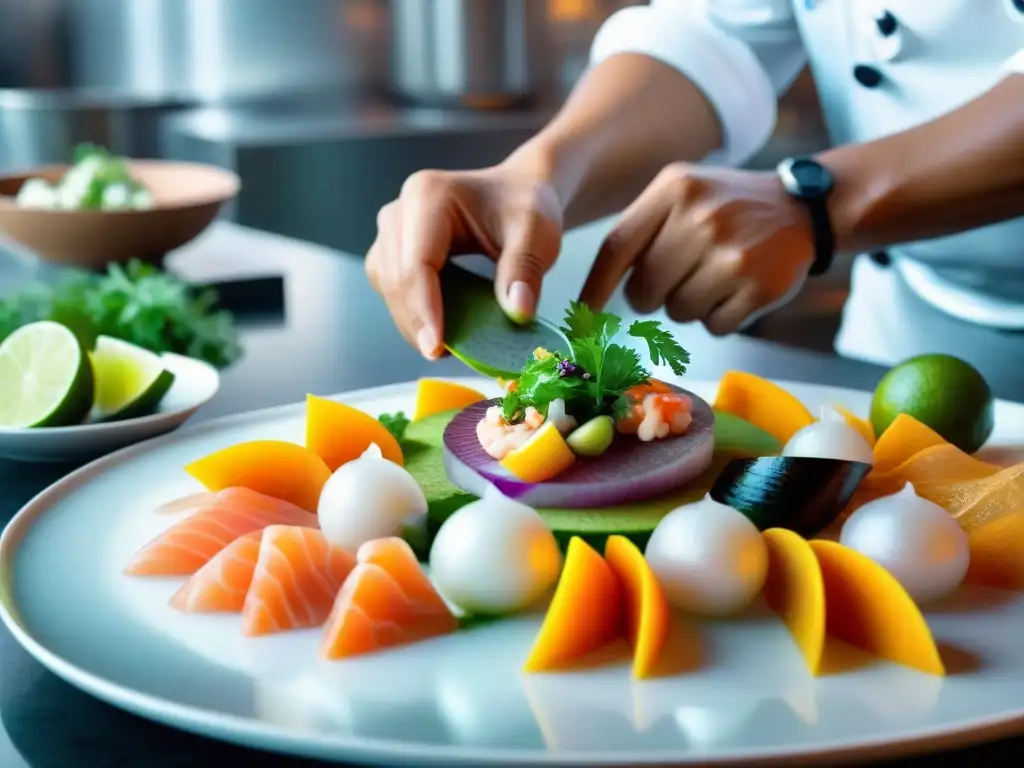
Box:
<box><xmin>500</xmin><ymin>302</ymin><xmax>689</xmax><ymax>424</ymax></box>
<box><xmin>378</xmin><ymin>410</ymin><xmax>410</xmax><ymax>440</ymax></box>
<box><xmin>0</xmin><ymin>260</ymin><xmax>242</xmax><ymax>368</ymax></box>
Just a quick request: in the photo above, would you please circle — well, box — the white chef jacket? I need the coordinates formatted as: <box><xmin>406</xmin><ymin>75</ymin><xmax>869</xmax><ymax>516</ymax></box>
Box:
<box><xmin>590</xmin><ymin>0</ymin><xmax>1024</xmax><ymax>367</ymax></box>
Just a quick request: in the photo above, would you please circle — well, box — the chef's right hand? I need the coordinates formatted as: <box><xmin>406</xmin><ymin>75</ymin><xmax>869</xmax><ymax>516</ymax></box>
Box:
<box><xmin>366</xmin><ymin>162</ymin><xmax>564</xmax><ymax>359</ymax></box>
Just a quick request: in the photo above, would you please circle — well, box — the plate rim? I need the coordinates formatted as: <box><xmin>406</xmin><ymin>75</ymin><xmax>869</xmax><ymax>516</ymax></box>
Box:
<box><xmin>2</xmin><ymin>376</ymin><xmax>1024</xmax><ymax>766</ymax></box>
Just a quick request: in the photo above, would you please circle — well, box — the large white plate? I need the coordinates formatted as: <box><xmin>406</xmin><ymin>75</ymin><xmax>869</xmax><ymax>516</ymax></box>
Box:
<box><xmin>2</xmin><ymin>377</ymin><xmax>1024</xmax><ymax>766</ymax></box>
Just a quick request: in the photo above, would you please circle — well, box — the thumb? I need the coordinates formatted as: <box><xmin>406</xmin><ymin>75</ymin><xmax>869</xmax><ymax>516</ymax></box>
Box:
<box><xmin>494</xmin><ymin>213</ymin><xmax>561</xmax><ymax>325</ymax></box>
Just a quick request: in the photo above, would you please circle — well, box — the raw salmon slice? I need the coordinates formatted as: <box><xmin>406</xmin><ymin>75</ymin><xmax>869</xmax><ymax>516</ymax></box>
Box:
<box><xmin>169</xmin><ymin>531</ymin><xmax>263</xmax><ymax>612</ymax></box>
<box><xmin>356</xmin><ymin>537</ymin><xmax>455</xmax><ymax>618</ymax></box>
<box><xmin>321</xmin><ymin>540</ymin><xmax>457</xmax><ymax>660</ymax></box>
<box><xmin>125</xmin><ymin>488</ymin><xmax>318</xmax><ymax>576</ymax></box>
<box><xmin>242</xmin><ymin>525</ymin><xmax>356</xmax><ymax>636</ymax></box>
<box><xmin>153</xmin><ymin>491</ymin><xmax>217</xmax><ymax>516</ymax></box>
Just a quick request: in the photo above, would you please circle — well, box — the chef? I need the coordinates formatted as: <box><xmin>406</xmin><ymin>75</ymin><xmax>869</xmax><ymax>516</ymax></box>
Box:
<box><xmin>366</xmin><ymin>0</ymin><xmax>1024</xmax><ymax>377</ymax></box>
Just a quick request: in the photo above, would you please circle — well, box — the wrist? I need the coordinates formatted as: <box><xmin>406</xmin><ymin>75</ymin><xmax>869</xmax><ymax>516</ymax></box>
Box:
<box><xmin>814</xmin><ymin>146</ymin><xmax>894</xmax><ymax>254</ymax></box>
<box><xmin>502</xmin><ymin>133</ymin><xmax>595</xmax><ymax>222</ymax></box>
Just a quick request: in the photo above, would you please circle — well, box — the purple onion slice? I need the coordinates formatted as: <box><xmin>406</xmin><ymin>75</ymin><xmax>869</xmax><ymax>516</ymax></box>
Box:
<box><xmin>442</xmin><ymin>388</ymin><xmax>715</xmax><ymax>509</ymax></box>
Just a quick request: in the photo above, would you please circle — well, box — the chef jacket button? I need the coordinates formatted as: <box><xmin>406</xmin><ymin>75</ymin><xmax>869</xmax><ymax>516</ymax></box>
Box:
<box><xmin>874</xmin><ymin>10</ymin><xmax>898</xmax><ymax>36</ymax></box>
<box><xmin>1012</xmin><ymin>0</ymin><xmax>1024</xmax><ymax>12</ymax></box>
<box><xmin>853</xmin><ymin>64</ymin><xmax>884</xmax><ymax>88</ymax></box>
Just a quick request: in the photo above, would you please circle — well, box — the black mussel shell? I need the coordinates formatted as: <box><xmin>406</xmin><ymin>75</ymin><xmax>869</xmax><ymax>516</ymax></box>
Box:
<box><xmin>709</xmin><ymin>456</ymin><xmax>872</xmax><ymax>537</ymax></box>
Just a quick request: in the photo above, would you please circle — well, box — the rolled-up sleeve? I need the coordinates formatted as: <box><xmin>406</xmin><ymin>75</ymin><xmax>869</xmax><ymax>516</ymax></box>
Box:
<box><xmin>590</xmin><ymin>0</ymin><xmax>806</xmax><ymax>167</ymax></box>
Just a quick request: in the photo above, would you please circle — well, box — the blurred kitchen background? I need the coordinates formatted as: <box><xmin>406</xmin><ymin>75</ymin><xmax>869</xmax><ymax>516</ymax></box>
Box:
<box><xmin>0</xmin><ymin>0</ymin><xmax>849</xmax><ymax>350</ymax></box>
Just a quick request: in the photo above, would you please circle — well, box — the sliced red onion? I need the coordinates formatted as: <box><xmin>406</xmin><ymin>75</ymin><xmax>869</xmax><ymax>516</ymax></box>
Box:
<box><xmin>442</xmin><ymin>389</ymin><xmax>715</xmax><ymax>509</ymax></box>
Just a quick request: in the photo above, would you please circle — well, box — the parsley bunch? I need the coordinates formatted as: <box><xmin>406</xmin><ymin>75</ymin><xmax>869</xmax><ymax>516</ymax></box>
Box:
<box><xmin>0</xmin><ymin>260</ymin><xmax>242</xmax><ymax>368</ymax></box>
<box><xmin>501</xmin><ymin>302</ymin><xmax>689</xmax><ymax>423</ymax></box>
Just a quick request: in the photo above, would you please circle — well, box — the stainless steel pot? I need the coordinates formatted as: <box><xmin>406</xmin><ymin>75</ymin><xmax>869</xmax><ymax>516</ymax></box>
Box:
<box><xmin>389</xmin><ymin>0</ymin><xmax>550</xmax><ymax>109</ymax></box>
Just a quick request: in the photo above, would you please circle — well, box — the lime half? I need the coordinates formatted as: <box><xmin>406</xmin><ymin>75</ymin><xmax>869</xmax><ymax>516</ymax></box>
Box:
<box><xmin>0</xmin><ymin>321</ymin><xmax>94</xmax><ymax>428</ymax></box>
<box><xmin>91</xmin><ymin>336</ymin><xmax>175</xmax><ymax>421</ymax></box>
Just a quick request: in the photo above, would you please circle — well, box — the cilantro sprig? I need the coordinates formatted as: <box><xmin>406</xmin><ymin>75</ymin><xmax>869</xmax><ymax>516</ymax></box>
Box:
<box><xmin>500</xmin><ymin>302</ymin><xmax>689</xmax><ymax>423</ymax></box>
<box><xmin>378</xmin><ymin>411</ymin><xmax>410</xmax><ymax>440</ymax></box>
<box><xmin>0</xmin><ymin>260</ymin><xmax>242</xmax><ymax>368</ymax></box>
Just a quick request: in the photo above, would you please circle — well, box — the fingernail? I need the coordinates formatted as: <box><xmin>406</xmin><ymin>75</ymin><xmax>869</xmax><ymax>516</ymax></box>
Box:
<box><xmin>417</xmin><ymin>327</ymin><xmax>438</xmax><ymax>358</ymax></box>
<box><xmin>507</xmin><ymin>281</ymin><xmax>536</xmax><ymax>324</ymax></box>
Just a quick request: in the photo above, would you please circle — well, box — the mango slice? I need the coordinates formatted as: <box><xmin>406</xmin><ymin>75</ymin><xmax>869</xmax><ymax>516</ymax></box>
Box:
<box><xmin>185</xmin><ymin>440</ymin><xmax>331</xmax><ymax>514</ymax></box>
<box><xmin>832</xmin><ymin>405</ymin><xmax>876</xmax><ymax>448</ymax></box>
<box><xmin>871</xmin><ymin>414</ymin><xmax>947</xmax><ymax>475</ymax></box>
<box><xmin>604</xmin><ymin>535</ymin><xmax>672</xmax><ymax>679</ymax></box>
<box><xmin>762</xmin><ymin>528</ymin><xmax>826</xmax><ymax>676</ymax></box>
<box><xmin>524</xmin><ymin>537</ymin><xmax>624</xmax><ymax>673</ymax></box>
<box><xmin>501</xmin><ymin>421</ymin><xmax>575</xmax><ymax>483</ymax></box>
<box><xmin>713</xmin><ymin>371</ymin><xmax>814</xmax><ymax>444</ymax></box>
<box><xmin>413</xmin><ymin>379</ymin><xmax>486</xmax><ymax>421</ymax></box>
<box><xmin>305</xmin><ymin>394</ymin><xmax>404</xmax><ymax>471</ymax></box>
<box><xmin>808</xmin><ymin>540</ymin><xmax>944</xmax><ymax>676</ymax></box>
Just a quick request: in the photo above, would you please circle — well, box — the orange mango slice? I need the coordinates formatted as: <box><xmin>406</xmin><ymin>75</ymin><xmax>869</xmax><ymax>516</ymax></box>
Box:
<box><xmin>762</xmin><ymin>528</ymin><xmax>825</xmax><ymax>676</ymax></box>
<box><xmin>501</xmin><ymin>421</ymin><xmax>575</xmax><ymax>483</ymax></box>
<box><xmin>604</xmin><ymin>535</ymin><xmax>671</xmax><ymax>679</ymax></box>
<box><xmin>185</xmin><ymin>440</ymin><xmax>331</xmax><ymax>514</ymax></box>
<box><xmin>871</xmin><ymin>414</ymin><xmax>947</xmax><ymax>475</ymax></box>
<box><xmin>713</xmin><ymin>371</ymin><xmax>814</xmax><ymax>444</ymax></box>
<box><xmin>808</xmin><ymin>540</ymin><xmax>944</xmax><ymax>676</ymax></box>
<box><xmin>413</xmin><ymin>379</ymin><xmax>486</xmax><ymax>421</ymax></box>
<box><xmin>305</xmin><ymin>394</ymin><xmax>403</xmax><ymax>471</ymax></box>
<box><xmin>832</xmin><ymin>404</ymin><xmax>876</xmax><ymax>448</ymax></box>
<box><xmin>524</xmin><ymin>537</ymin><xmax>624</xmax><ymax>673</ymax></box>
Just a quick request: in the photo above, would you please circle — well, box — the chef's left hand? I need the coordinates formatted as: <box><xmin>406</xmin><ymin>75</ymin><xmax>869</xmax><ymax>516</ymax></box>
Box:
<box><xmin>579</xmin><ymin>163</ymin><xmax>817</xmax><ymax>336</ymax></box>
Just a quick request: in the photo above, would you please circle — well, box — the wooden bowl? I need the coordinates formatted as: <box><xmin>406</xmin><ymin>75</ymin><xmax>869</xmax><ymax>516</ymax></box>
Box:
<box><xmin>0</xmin><ymin>161</ymin><xmax>240</xmax><ymax>269</ymax></box>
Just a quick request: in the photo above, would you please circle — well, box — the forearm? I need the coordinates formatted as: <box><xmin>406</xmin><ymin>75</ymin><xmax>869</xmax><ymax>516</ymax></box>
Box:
<box><xmin>822</xmin><ymin>73</ymin><xmax>1024</xmax><ymax>254</ymax></box>
<box><xmin>505</xmin><ymin>54</ymin><xmax>722</xmax><ymax>229</ymax></box>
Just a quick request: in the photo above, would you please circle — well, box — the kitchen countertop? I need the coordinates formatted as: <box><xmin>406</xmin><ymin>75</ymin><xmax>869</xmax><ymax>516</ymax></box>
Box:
<box><xmin>0</xmin><ymin>223</ymin><xmax>1019</xmax><ymax>767</ymax></box>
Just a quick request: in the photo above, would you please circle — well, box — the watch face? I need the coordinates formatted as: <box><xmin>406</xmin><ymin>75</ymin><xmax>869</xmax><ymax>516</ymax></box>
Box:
<box><xmin>778</xmin><ymin>157</ymin><xmax>834</xmax><ymax>199</ymax></box>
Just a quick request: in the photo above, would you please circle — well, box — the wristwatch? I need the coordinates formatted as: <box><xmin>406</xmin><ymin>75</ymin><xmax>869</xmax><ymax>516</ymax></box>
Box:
<box><xmin>775</xmin><ymin>156</ymin><xmax>836</xmax><ymax>277</ymax></box>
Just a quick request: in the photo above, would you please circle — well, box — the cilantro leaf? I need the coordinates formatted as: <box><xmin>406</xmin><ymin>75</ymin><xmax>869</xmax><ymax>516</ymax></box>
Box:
<box><xmin>600</xmin><ymin>344</ymin><xmax>649</xmax><ymax>394</ymax></box>
<box><xmin>628</xmin><ymin>320</ymin><xmax>690</xmax><ymax>376</ymax></box>
<box><xmin>561</xmin><ymin>301</ymin><xmax>620</xmax><ymax>347</ymax></box>
<box><xmin>378</xmin><ymin>411</ymin><xmax>410</xmax><ymax>440</ymax></box>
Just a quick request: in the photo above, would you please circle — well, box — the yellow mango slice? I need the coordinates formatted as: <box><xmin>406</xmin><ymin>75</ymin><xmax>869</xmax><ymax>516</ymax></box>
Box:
<box><xmin>305</xmin><ymin>394</ymin><xmax>404</xmax><ymax>471</ymax></box>
<box><xmin>524</xmin><ymin>537</ymin><xmax>624</xmax><ymax>672</ymax></box>
<box><xmin>762</xmin><ymin>528</ymin><xmax>826</xmax><ymax>676</ymax></box>
<box><xmin>808</xmin><ymin>540</ymin><xmax>944</xmax><ymax>676</ymax></box>
<box><xmin>501</xmin><ymin>421</ymin><xmax>575</xmax><ymax>483</ymax></box>
<box><xmin>185</xmin><ymin>440</ymin><xmax>331</xmax><ymax>513</ymax></box>
<box><xmin>413</xmin><ymin>379</ymin><xmax>486</xmax><ymax>421</ymax></box>
<box><xmin>604</xmin><ymin>535</ymin><xmax>673</xmax><ymax>679</ymax></box>
<box><xmin>832</xmin><ymin>405</ymin><xmax>876</xmax><ymax>448</ymax></box>
<box><xmin>871</xmin><ymin>414</ymin><xmax>947</xmax><ymax>475</ymax></box>
<box><xmin>713</xmin><ymin>371</ymin><xmax>814</xmax><ymax>444</ymax></box>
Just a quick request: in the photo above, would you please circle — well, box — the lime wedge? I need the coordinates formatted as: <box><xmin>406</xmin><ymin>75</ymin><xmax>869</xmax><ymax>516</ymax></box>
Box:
<box><xmin>0</xmin><ymin>321</ymin><xmax>95</xmax><ymax>428</ymax></box>
<box><xmin>90</xmin><ymin>336</ymin><xmax>175</xmax><ymax>421</ymax></box>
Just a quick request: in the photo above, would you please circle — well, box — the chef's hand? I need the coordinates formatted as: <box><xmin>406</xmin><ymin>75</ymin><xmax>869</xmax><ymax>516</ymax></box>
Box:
<box><xmin>580</xmin><ymin>164</ymin><xmax>816</xmax><ymax>336</ymax></box>
<box><xmin>366</xmin><ymin>163</ymin><xmax>563</xmax><ymax>359</ymax></box>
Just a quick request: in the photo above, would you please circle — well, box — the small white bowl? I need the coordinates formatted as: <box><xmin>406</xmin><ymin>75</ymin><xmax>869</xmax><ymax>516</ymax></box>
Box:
<box><xmin>0</xmin><ymin>353</ymin><xmax>220</xmax><ymax>463</ymax></box>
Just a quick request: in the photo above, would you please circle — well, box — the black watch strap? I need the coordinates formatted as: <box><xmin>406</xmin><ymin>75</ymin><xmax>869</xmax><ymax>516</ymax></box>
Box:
<box><xmin>804</xmin><ymin>198</ymin><xmax>836</xmax><ymax>277</ymax></box>
<box><xmin>776</xmin><ymin>156</ymin><xmax>837</xmax><ymax>277</ymax></box>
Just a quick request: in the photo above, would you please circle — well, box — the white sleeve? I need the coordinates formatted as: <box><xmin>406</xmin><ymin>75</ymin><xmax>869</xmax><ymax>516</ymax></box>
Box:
<box><xmin>590</xmin><ymin>0</ymin><xmax>807</xmax><ymax>167</ymax></box>
<box><xmin>1006</xmin><ymin>49</ymin><xmax>1024</xmax><ymax>75</ymax></box>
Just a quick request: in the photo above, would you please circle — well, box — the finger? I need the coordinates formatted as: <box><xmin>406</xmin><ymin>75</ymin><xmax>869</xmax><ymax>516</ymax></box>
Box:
<box><xmin>370</xmin><ymin>204</ymin><xmax>421</xmax><ymax>351</ymax></box>
<box><xmin>704</xmin><ymin>285</ymin><xmax>760</xmax><ymax>336</ymax></box>
<box><xmin>580</xmin><ymin>180</ymin><xmax>674</xmax><ymax>310</ymax></box>
<box><xmin>398</xmin><ymin>194</ymin><xmax>453</xmax><ymax>359</ymax></box>
<box><xmin>664</xmin><ymin>258</ymin><xmax>739</xmax><ymax>325</ymax></box>
<box><xmin>494</xmin><ymin>212</ymin><xmax>561</xmax><ymax>324</ymax></box>
<box><xmin>624</xmin><ymin>221</ymin><xmax>704</xmax><ymax>314</ymax></box>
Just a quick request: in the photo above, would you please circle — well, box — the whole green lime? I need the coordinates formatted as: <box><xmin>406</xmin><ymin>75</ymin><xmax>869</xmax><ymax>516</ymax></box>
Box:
<box><xmin>870</xmin><ymin>354</ymin><xmax>994</xmax><ymax>454</ymax></box>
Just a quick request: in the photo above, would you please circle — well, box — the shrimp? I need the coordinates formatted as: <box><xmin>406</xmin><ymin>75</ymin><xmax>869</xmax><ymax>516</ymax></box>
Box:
<box><xmin>617</xmin><ymin>391</ymin><xmax>693</xmax><ymax>442</ymax></box>
<box><xmin>476</xmin><ymin>405</ymin><xmax>545</xmax><ymax>460</ymax></box>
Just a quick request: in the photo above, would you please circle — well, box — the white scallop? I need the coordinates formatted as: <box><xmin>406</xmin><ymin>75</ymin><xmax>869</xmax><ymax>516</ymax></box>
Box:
<box><xmin>429</xmin><ymin>485</ymin><xmax>562</xmax><ymax>616</ymax></box>
<box><xmin>644</xmin><ymin>494</ymin><xmax>768</xmax><ymax>617</ymax></box>
<box><xmin>840</xmin><ymin>482</ymin><xmax>970</xmax><ymax>605</ymax></box>
<box><xmin>317</xmin><ymin>442</ymin><xmax>428</xmax><ymax>550</ymax></box>
<box><xmin>782</xmin><ymin>405</ymin><xmax>875</xmax><ymax>465</ymax></box>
